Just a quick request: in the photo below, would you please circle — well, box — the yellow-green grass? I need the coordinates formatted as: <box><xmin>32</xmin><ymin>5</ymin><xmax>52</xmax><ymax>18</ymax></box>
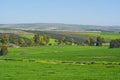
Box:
<box><xmin>73</xmin><ymin>32</ymin><xmax>101</xmax><ymax>36</ymax></box>
<box><xmin>73</xmin><ymin>32</ymin><xmax>120</xmax><ymax>39</ymax></box>
<box><xmin>0</xmin><ymin>61</ymin><xmax>120</xmax><ymax>80</ymax></box>
<box><xmin>0</xmin><ymin>46</ymin><xmax>120</xmax><ymax>80</ymax></box>
<box><xmin>48</xmin><ymin>39</ymin><xmax>57</xmax><ymax>45</ymax></box>
<box><xmin>0</xmin><ymin>46</ymin><xmax>120</xmax><ymax>62</ymax></box>
<box><xmin>19</xmin><ymin>34</ymin><xmax>34</xmax><ymax>39</ymax></box>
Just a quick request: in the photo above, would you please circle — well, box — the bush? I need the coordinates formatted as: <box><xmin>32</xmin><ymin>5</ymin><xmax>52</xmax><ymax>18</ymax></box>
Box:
<box><xmin>0</xmin><ymin>46</ymin><xmax>8</xmax><ymax>56</ymax></box>
<box><xmin>110</xmin><ymin>39</ymin><xmax>120</xmax><ymax>48</ymax></box>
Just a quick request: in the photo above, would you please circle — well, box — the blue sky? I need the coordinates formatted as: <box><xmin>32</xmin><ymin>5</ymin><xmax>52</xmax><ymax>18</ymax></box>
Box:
<box><xmin>0</xmin><ymin>0</ymin><xmax>120</xmax><ymax>26</ymax></box>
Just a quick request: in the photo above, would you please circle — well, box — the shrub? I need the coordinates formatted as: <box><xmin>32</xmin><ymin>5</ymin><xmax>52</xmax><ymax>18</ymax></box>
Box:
<box><xmin>0</xmin><ymin>46</ymin><xmax>8</xmax><ymax>56</ymax></box>
<box><xmin>110</xmin><ymin>39</ymin><xmax>120</xmax><ymax>48</ymax></box>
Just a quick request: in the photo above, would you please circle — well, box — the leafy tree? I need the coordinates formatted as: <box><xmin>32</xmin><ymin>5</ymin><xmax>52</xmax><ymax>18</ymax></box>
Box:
<box><xmin>110</xmin><ymin>39</ymin><xmax>120</xmax><ymax>48</ymax></box>
<box><xmin>0</xmin><ymin>46</ymin><xmax>8</xmax><ymax>56</ymax></box>
<box><xmin>86</xmin><ymin>37</ymin><xmax>95</xmax><ymax>46</ymax></box>
<box><xmin>96</xmin><ymin>36</ymin><xmax>103</xmax><ymax>46</ymax></box>
<box><xmin>28</xmin><ymin>38</ymin><xmax>34</xmax><ymax>46</ymax></box>
<box><xmin>58</xmin><ymin>36</ymin><xmax>67</xmax><ymax>45</ymax></box>
<box><xmin>42</xmin><ymin>34</ymin><xmax>50</xmax><ymax>44</ymax></box>
<box><xmin>69</xmin><ymin>38</ymin><xmax>75</xmax><ymax>45</ymax></box>
<box><xmin>9</xmin><ymin>34</ymin><xmax>19</xmax><ymax>44</ymax></box>
<box><xmin>39</xmin><ymin>35</ymin><xmax>46</xmax><ymax>45</ymax></box>
<box><xmin>1</xmin><ymin>34</ymin><xmax>9</xmax><ymax>45</ymax></box>
<box><xmin>19</xmin><ymin>38</ymin><xmax>26</xmax><ymax>47</ymax></box>
<box><xmin>34</xmin><ymin>34</ymin><xmax>40</xmax><ymax>45</ymax></box>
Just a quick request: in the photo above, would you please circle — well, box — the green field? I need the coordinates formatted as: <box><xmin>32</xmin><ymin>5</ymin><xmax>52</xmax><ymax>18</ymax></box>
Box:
<box><xmin>0</xmin><ymin>61</ymin><xmax>120</xmax><ymax>80</ymax></box>
<box><xmin>0</xmin><ymin>46</ymin><xmax>120</xmax><ymax>80</ymax></box>
<box><xmin>73</xmin><ymin>32</ymin><xmax>120</xmax><ymax>39</ymax></box>
<box><xmin>19</xmin><ymin>34</ymin><xmax>34</xmax><ymax>39</ymax></box>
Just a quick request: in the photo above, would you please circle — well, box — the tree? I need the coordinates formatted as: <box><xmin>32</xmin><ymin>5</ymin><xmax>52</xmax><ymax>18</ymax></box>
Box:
<box><xmin>69</xmin><ymin>38</ymin><xmax>75</xmax><ymax>45</ymax></box>
<box><xmin>28</xmin><ymin>38</ymin><xmax>34</xmax><ymax>47</ymax></box>
<box><xmin>86</xmin><ymin>37</ymin><xmax>95</xmax><ymax>46</ymax></box>
<box><xmin>96</xmin><ymin>36</ymin><xmax>103</xmax><ymax>46</ymax></box>
<box><xmin>0</xmin><ymin>46</ymin><xmax>8</xmax><ymax>56</ymax></box>
<box><xmin>9</xmin><ymin>34</ymin><xmax>19</xmax><ymax>45</ymax></box>
<box><xmin>19</xmin><ymin>38</ymin><xmax>26</xmax><ymax>47</ymax></box>
<box><xmin>42</xmin><ymin>34</ymin><xmax>50</xmax><ymax>44</ymax></box>
<box><xmin>58</xmin><ymin>36</ymin><xmax>67</xmax><ymax>45</ymax></box>
<box><xmin>39</xmin><ymin>35</ymin><xmax>46</xmax><ymax>45</ymax></box>
<box><xmin>1</xmin><ymin>34</ymin><xmax>9</xmax><ymax>45</ymax></box>
<box><xmin>110</xmin><ymin>39</ymin><xmax>120</xmax><ymax>48</ymax></box>
<box><xmin>34</xmin><ymin>34</ymin><xmax>40</xmax><ymax>45</ymax></box>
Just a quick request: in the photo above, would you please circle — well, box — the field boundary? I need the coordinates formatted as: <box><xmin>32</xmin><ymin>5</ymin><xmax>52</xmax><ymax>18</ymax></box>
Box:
<box><xmin>0</xmin><ymin>58</ymin><xmax>120</xmax><ymax>65</ymax></box>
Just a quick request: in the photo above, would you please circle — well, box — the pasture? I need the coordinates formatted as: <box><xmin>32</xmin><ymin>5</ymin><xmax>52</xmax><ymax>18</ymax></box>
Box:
<box><xmin>0</xmin><ymin>46</ymin><xmax>120</xmax><ymax>80</ymax></box>
<box><xmin>72</xmin><ymin>31</ymin><xmax>120</xmax><ymax>39</ymax></box>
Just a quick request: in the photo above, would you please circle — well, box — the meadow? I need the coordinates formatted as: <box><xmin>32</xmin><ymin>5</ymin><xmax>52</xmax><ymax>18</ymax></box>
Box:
<box><xmin>0</xmin><ymin>46</ymin><xmax>120</xmax><ymax>80</ymax></box>
<box><xmin>72</xmin><ymin>31</ymin><xmax>120</xmax><ymax>39</ymax></box>
<box><xmin>0</xmin><ymin>31</ymin><xmax>120</xmax><ymax>80</ymax></box>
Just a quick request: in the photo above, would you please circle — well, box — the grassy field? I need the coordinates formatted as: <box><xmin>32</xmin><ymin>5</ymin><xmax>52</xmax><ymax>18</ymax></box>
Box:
<box><xmin>0</xmin><ymin>46</ymin><xmax>120</xmax><ymax>80</ymax></box>
<box><xmin>0</xmin><ymin>46</ymin><xmax>120</xmax><ymax>62</ymax></box>
<box><xmin>0</xmin><ymin>61</ymin><xmax>120</xmax><ymax>80</ymax></box>
<box><xmin>19</xmin><ymin>34</ymin><xmax>34</xmax><ymax>39</ymax></box>
<box><xmin>73</xmin><ymin>32</ymin><xmax>120</xmax><ymax>39</ymax></box>
<box><xmin>0</xmin><ymin>30</ymin><xmax>120</xmax><ymax>80</ymax></box>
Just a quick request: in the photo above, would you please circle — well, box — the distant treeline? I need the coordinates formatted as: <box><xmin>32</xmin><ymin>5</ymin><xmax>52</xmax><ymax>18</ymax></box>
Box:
<box><xmin>0</xmin><ymin>33</ymin><xmax>104</xmax><ymax>47</ymax></box>
<box><xmin>0</xmin><ymin>32</ymin><xmax>119</xmax><ymax>48</ymax></box>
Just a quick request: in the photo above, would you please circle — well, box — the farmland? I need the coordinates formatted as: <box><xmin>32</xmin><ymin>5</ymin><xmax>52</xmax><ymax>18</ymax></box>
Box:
<box><xmin>1</xmin><ymin>0</ymin><xmax>120</xmax><ymax>79</ymax></box>
<box><xmin>71</xmin><ymin>31</ymin><xmax>120</xmax><ymax>39</ymax></box>
<box><xmin>0</xmin><ymin>46</ymin><xmax>120</xmax><ymax>80</ymax></box>
<box><xmin>0</xmin><ymin>61</ymin><xmax>120</xmax><ymax>80</ymax></box>
<box><xmin>0</xmin><ymin>30</ymin><xmax>120</xmax><ymax>80</ymax></box>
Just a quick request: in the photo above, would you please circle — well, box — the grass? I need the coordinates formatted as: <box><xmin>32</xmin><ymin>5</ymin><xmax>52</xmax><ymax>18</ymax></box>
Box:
<box><xmin>73</xmin><ymin>32</ymin><xmax>120</xmax><ymax>39</ymax></box>
<box><xmin>0</xmin><ymin>61</ymin><xmax>120</xmax><ymax>80</ymax></box>
<box><xmin>19</xmin><ymin>34</ymin><xmax>34</xmax><ymax>39</ymax></box>
<box><xmin>19</xmin><ymin>34</ymin><xmax>57</xmax><ymax>45</ymax></box>
<box><xmin>48</xmin><ymin>39</ymin><xmax>57</xmax><ymax>45</ymax></box>
<box><xmin>0</xmin><ymin>45</ymin><xmax>120</xmax><ymax>80</ymax></box>
<box><xmin>0</xmin><ymin>46</ymin><xmax>120</xmax><ymax>62</ymax></box>
<box><xmin>100</xmin><ymin>32</ymin><xmax>120</xmax><ymax>39</ymax></box>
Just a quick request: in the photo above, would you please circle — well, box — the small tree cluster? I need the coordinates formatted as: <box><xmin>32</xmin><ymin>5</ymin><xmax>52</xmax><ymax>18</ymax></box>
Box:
<box><xmin>34</xmin><ymin>34</ymin><xmax>50</xmax><ymax>46</ymax></box>
<box><xmin>110</xmin><ymin>39</ymin><xmax>120</xmax><ymax>48</ymax></box>
<box><xmin>85</xmin><ymin>37</ymin><xmax>95</xmax><ymax>46</ymax></box>
<box><xmin>96</xmin><ymin>36</ymin><xmax>103</xmax><ymax>46</ymax></box>
<box><xmin>85</xmin><ymin>36</ymin><xmax>105</xmax><ymax>46</ymax></box>
<box><xmin>57</xmin><ymin>36</ymin><xmax>75</xmax><ymax>45</ymax></box>
<box><xmin>19</xmin><ymin>38</ymin><xmax>26</xmax><ymax>47</ymax></box>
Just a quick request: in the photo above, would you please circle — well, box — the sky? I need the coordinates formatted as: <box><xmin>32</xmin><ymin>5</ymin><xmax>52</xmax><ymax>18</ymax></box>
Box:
<box><xmin>0</xmin><ymin>0</ymin><xmax>120</xmax><ymax>26</ymax></box>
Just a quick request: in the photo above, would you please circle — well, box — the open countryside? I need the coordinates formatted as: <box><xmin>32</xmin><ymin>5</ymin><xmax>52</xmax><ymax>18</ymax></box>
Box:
<box><xmin>0</xmin><ymin>0</ymin><xmax>120</xmax><ymax>80</ymax></box>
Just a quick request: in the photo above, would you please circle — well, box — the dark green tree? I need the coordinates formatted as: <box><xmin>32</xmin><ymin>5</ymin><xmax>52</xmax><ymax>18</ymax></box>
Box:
<box><xmin>110</xmin><ymin>39</ymin><xmax>120</xmax><ymax>48</ymax></box>
<box><xmin>96</xmin><ymin>36</ymin><xmax>103</xmax><ymax>46</ymax></box>
<box><xmin>34</xmin><ymin>34</ymin><xmax>40</xmax><ymax>45</ymax></box>
<box><xmin>0</xmin><ymin>46</ymin><xmax>8</xmax><ymax>56</ymax></box>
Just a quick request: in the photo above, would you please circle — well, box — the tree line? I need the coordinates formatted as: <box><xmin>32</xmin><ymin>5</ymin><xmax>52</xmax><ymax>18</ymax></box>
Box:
<box><xmin>0</xmin><ymin>33</ymin><xmax>119</xmax><ymax>56</ymax></box>
<box><xmin>0</xmin><ymin>33</ymin><xmax>106</xmax><ymax>47</ymax></box>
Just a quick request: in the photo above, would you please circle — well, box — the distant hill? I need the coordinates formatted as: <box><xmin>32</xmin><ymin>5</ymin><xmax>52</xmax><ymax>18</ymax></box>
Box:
<box><xmin>0</xmin><ymin>23</ymin><xmax>120</xmax><ymax>31</ymax></box>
